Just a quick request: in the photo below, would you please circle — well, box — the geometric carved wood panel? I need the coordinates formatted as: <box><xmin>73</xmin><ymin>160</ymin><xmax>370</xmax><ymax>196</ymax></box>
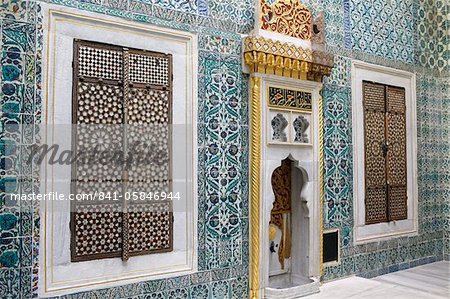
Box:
<box><xmin>129</xmin><ymin>53</ymin><xmax>170</xmax><ymax>86</ymax></box>
<box><xmin>78</xmin><ymin>45</ymin><xmax>123</xmax><ymax>81</ymax></box>
<box><xmin>71</xmin><ymin>40</ymin><xmax>173</xmax><ymax>262</ymax></box>
<box><xmin>386</xmin><ymin>86</ymin><xmax>407</xmax><ymax>221</ymax></box>
<box><xmin>128</xmin><ymin>202</ymin><xmax>173</xmax><ymax>254</ymax></box>
<box><xmin>386</xmin><ymin>113</ymin><xmax>407</xmax><ymax>186</ymax></box>
<box><xmin>362</xmin><ymin>81</ymin><xmax>407</xmax><ymax>224</ymax></box>
<box><xmin>72</xmin><ymin>203</ymin><xmax>123</xmax><ymax>259</ymax></box>
<box><xmin>364</xmin><ymin>109</ymin><xmax>386</xmax><ymax>187</ymax></box>
<box><xmin>388</xmin><ymin>186</ymin><xmax>407</xmax><ymax>220</ymax></box>
<box><xmin>365</xmin><ymin>186</ymin><xmax>388</xmax><ymax>224</ymax></box>
<box><xmin>363</xmin><ymin>82</ymin><xmax>388</xmax><ymax>224</ymax></box>
<box><xmin>126</xmin><ymin>89</ymin><xmax>171</xmax><ymax>187</ymax></box>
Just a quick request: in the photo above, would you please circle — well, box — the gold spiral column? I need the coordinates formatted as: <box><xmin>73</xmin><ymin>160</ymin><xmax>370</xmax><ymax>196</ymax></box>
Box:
<box><xmin>318</xmin><ymin>87</ymin><xmax>324</xmax><ymax>276</ymax></box>
<box><xmin>249</xmin><ymin>76</ymin><xmax>262</xmax><ymax>299</ymax></box>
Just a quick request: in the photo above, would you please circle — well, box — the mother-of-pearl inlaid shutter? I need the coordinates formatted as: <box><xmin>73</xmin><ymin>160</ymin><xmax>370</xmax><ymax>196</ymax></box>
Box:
<box><xmin>362</xmin><ymin>81</ymin><xmax>407</xmax><ymax>225</ymax></box>
<box><xmin>125</xmin><ymin>50</ymin><xmax>173</xmax><ymax>258</ymax></box>
<box><xmin>71</xmin><ymin>40</ymin><xmax>173</xmax><ymax>262</ymax></box>
<box><xmin>386</xmin><ymin>86</ymin><xmax>407</xmax><ymax>221</ymax></box>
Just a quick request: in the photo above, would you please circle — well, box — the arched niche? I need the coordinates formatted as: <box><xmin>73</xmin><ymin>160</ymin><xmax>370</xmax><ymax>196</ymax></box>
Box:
<box><xmin>243</xmin><ymin>18</ymin><xmax>334</xmax><ymax>297</ymax></box>
<box><xmin>268</xmin><ymin>157</ymin><xmax>312</xmax><ymax>288</ymax></box>
<box><xmin>247</xmin><ymin>76</ymin><xmax>324</xmax><ymax>299</ymax></box>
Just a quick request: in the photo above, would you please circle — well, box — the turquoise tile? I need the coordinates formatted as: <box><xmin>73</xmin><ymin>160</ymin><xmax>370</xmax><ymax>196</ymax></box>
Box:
<box><xmin>167</xmin><ymin>287</ymin><xmax>190</xmax><ymax>298</ymax></box>
<box><xmin>190</xmin><ymin>283</ymin><xmax>209</xmax><ymax>298</ymax></box>
<box><xmin>211</xmin><ymin>280</ymin><xmax>229</xmax><ymax>299</ymax></box>
<box><xmin>230</xmin><ymin>276</ymin><xmax>247</xmax><ymax>299</ymax></box>
<box><xmin>0</xmin><ymin>237</ymin><xmax>19</xmax><ymax>268</ymax></box>
<box><xmin>342</xmin><ymin>256</ymin><xmax>355</xmax><ymax>275</ymax></box>
<box><xmin>0</xmin><ymin>0</ymin><xmax>28</xmax><ymax>21</ymax></box>
<box><xmin>1</xmin><ymin>83</ymin><xmax>24</xmax><ymax>114</ymax></box>
<box><xmin>2</xmin><ymin>20</ymin><xmax>36</xmax><ymax>54</ymax></box>
<box><xmin>2</xmin><ymin>51</ymin><xmax>24</xmax><ymax>83</ymax></box>
<box><xmin>154</xmin><ymin>0</ymin><xmax>198</xmax><ymax>14</ymax></box>
<box><xmin>0</xmin><ymin>268</ymin><xmax>20</xmax><ymax>297</ymax></box>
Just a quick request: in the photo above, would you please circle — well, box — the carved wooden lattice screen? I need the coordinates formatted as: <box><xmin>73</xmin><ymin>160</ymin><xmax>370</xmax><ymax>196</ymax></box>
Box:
<box><xmin>363</xmin><ymin>81</ymin><xmax>407</xmax><ymax>224</ymax></box>
<box><xmin>70</xmin><ymin>40</ymin><xmax>173</xmax><ymax>262</ymax></box>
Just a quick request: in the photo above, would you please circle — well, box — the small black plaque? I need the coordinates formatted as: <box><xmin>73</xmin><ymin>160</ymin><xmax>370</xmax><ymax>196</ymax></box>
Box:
<box><xmin>323</xmin><ymin>230</ymin><xmax>339</xmax><ymax>263</ymax></box>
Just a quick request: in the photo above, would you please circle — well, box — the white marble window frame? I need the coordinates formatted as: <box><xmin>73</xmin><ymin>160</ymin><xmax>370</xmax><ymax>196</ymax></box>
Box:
<box><xmin>40</xmin><ymin>4</ymin><xmax>198</xmax><ymax>297</ymax></box>
<box><xmin>351</xmin><ymin>60</ymin><xmax>418</xmax><ymax>244</ymax></box>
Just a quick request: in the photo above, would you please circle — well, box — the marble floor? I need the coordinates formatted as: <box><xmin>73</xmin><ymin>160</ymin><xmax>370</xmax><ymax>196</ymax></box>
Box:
<box><xmin>302</xmin><ymin>262</ymin><xmax>449</xmax><ymax>299</ymax></box>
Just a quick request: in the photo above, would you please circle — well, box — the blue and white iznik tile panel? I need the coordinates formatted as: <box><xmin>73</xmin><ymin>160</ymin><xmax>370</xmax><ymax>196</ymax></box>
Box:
<box><xmin>198</xmin><ymin>35</ymin><xmax>249</xmax><ymax>271</ymax></box>
<box><xmin>443</xmin><ymin>77</ymin><xmax>450</xmax><ymax>260</ymax></box>
<box><xmin>205</xmin><ymin>0</ymin><xmax>254</xmax><ymax>29</ymax></box>
<box><xmin>0</xmin><ymin>0</ymin><xmax>251</xmax><ymax>298</ymax></box>
<box><xmin>322</xmin><ymin>85</ymin><xmax>352</xmax><ymax>228</ymax></box>
<box><xmin>442</xmin><ymin>0</ymin><xmax>449</xmax><ymax>258</ymax></box>
<box><xmin>349</xmin><ymin>0</ymin><xmax>416</xmax><ymax>64</ymax></box>
<box><xmin>416</xmin><ymin>0</ymin><xmax>448</xmax><ymax>72</ymax></box>
<box><xmin>322</xmin><ymin>0</ymin><xmax>346</xmax><ymax>48</ymax></box>
<box><xmin>0</xmin><ymin>1</ymin><xmax>42</xmax><ymax>298</ymax></box>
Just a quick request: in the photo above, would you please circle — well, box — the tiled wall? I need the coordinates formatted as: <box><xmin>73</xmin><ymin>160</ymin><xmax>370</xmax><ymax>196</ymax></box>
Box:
<box><xmin>0</xmin><ymin>1</ymin><xmax>41</xmax><ymax>297</ymax></box>
<box><xmin>0</xmin><ymin>0</ymin><xmax>448</xmax><ymax>298</ymax></box>
<box><xmin>0</xmin><ymin>0</ymin><xmax>253</xmax><ymax>298</ymax></box>
<box><xmin>442</xmin><ymin>1</ymin><xmax>450</xmax><ymax>262</ymax></box>
<box><xmin>443</xmin><ymin>77</ymin><xmax>450</xmax><ymax>261</ymax></box>
<box><xmin>321</xmin><ymin>0</ymin><xmax>448</xmax><ymax>280</ymax></box>
<box><xmin>443</xmin><ymin>0</ymin><xmax>449</xmax><ymax>256</ymax></box>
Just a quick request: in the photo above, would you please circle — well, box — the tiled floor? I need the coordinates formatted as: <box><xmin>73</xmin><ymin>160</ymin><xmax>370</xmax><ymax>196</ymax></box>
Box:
<box><xmin>303</xmin><ymin>262</ymin><xmax>449</xmax><ymax>299</ymax></box>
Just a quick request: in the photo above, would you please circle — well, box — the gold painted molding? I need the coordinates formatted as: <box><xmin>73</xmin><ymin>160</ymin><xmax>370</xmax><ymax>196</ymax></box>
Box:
<box><xmin>318</xmin><ymin>87</ymin><xmax>324</xmax><ymax>276</ymax></box>
<box><xmin>243</xmin><ymin>36</ymin><xmax>334</xmax><ymax>82</ymax></box>
<box><xmin>249</xmin><ymin>76</ymin><xmax>262</xmax><ymax>299</ymax></box>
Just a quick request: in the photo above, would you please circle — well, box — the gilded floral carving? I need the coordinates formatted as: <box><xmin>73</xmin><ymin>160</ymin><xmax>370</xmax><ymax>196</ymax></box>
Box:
<box><xmin>260</xmin><ymin>0</ymin><xmax>312</xmax><ymax>40</ymax></box>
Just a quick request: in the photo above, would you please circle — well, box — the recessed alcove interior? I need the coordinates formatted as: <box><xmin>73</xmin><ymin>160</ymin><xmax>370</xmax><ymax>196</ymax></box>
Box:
<box><xmin>267</xmin><ymin>157</ymin><xmax>312</xmax><ymax>289</ymax></box>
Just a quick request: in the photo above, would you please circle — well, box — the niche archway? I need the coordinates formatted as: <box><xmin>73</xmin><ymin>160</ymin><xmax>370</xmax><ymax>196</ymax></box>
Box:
<box><xmin>268</xmin><ymin>157</ymin><xmax>312</xmax><ymax>290</ymax></box>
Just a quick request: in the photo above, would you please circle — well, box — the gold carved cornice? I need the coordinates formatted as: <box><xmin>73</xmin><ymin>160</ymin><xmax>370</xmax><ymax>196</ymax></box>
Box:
<box><xmin>243</xmin><ymin>36</ymin><xmax>334</xmax><ymax>82</ymax></box>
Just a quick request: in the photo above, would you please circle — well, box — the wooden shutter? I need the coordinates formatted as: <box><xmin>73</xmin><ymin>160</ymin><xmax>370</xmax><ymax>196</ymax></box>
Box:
<box><xmin>363</xmin><ymin>82</ymin><xmax>388</xmax><ymax>224</ymax></box>
<box><xmin>71</xmin><ymin>41</ymin><xmax>125</xmax><ymax>261</ymax></box>
<box><xmin>71</xmin><ymin>40</ymin><xmax>173</xmax><ymax>262</ymax></box>
<box><xmin>362</xmin><ymin>81</ymin><xmax>407</xmax><ymax>224</ymax></box>
<box><xmin>386</xmin><ymin>86</ymin><xmax>407</xmax><ymax>221</ymax></box>
<box><xmin>125</xmin><ymin>50</ymin><xmax>173</xmax><ymax>259</ymax></box>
